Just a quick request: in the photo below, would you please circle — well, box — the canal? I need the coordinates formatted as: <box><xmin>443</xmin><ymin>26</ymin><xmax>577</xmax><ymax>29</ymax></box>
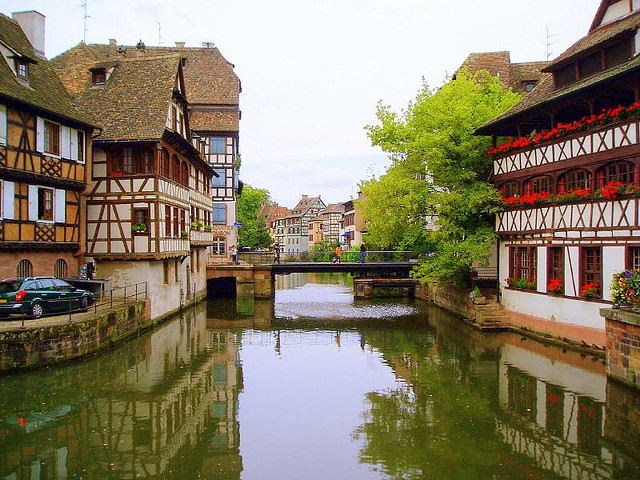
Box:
<box><xmin>0</xmin><ymin>273</ymin><xmax>638</xmax><ymax>480</ymax></box>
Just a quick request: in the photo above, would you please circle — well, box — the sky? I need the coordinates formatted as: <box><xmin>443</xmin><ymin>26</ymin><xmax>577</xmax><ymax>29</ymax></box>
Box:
<box><xmin>3</xmin><ymin>0</ymin><xmax>601</xmax><ymax>207</ymax></box>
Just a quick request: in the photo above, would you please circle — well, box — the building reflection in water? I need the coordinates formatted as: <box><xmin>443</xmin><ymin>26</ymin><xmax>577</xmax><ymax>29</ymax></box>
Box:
<box><xmin>0</xmin><ymin>304</ymin><xmax>244</xmax><ymax>480</ymax></box>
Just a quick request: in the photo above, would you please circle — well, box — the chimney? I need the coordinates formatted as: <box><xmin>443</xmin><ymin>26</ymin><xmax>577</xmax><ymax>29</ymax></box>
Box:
<box><xmin>175</xmin><ymin>42</ymin><xmax>185</xmax><ymax>48</ymax></box>
<box><xmin>109</xmin><ymin>39</ymin><xmax>117</xmax><ymax>46</ymax></box>
<box><xmin>12</xmin><ymin>11</ymin><xmax>46</xmax><ymax>58</ymax></box>
<box><xmin>301</xmin><ymin>195</ymin><xmax>308</xmax><ymax>201</ymax></box>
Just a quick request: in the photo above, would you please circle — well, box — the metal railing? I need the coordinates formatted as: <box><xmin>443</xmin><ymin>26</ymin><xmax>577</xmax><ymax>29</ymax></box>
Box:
<box><xmin>11</xmin><ymin>282</ymin><xmax>148</xmax><ymax>328</ymax></box>
<box><xmin>238</xmin><ymin>250</ymin><xmax>416</xmax><ymax>264</ymax></box>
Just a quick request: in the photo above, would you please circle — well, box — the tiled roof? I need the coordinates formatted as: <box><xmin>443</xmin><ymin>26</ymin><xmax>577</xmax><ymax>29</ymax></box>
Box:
<box><xmin>322</xmin><ymin>203</ymin><xmax>345</xmax><ymax>214</ymax></box>
<box><xmin>66</xmin><ymin>43</ymin><xmax>239</xmax><ymax>106</ymax></box>
<box><xmin>0</xmin><ymin>14</ymin><xmax>93</xmax><ymax>127</ymax></box>
<box><xmin>72</xmin><ymin>55</ymin><xmax>182</xmax><ymax>141</ymax></box>
<box><xmin>190</xmin><ymin>109</ymin><xmax>239</xmax><ymax>132</ymax></box>
<box><xmin>546</xmin><ymin>10</ymin><xmax>640</xmax><ymax>70</ymax></box>
<box><xmin>292</xmin><ymin>196</ymin><xmax>324</xmax><ymax>215</ymax></box>
<box><xmin>476</xmin><ymin>10</ymin><xmax>640</xmax><ymax>135</ymax></box>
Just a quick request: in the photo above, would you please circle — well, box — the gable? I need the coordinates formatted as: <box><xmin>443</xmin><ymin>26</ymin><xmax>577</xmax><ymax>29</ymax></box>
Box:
<box><xmin>591</xmin><ymin>0</ymin><xmax>640</xmax><ymax>32</ymax></box>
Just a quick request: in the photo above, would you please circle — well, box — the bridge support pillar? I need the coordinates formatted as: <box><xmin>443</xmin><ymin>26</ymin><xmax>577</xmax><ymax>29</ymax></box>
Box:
<box><xmin>254</xmin><ymin>267</ymin><xmax>275</xmax><ymax>298</ymax></box>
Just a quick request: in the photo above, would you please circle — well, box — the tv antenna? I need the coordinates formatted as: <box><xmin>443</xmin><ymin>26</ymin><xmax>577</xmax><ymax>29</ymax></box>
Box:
<box><xmin>157</xmin><ymin>21</ymin><xmax>163</xmax><ymax>45</ymax></box>
<box><xmin>546</xmin><ymin>27</ymin><xmax>557</xmax><ymax>60</ymax></box>
<box><xmin>202</xmin><ymin>41</ymin><xmax>215</xmax><ymax>49</ymax></box>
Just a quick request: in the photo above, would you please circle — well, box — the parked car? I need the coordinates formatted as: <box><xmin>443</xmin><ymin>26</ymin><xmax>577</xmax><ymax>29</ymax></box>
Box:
<box><xmin>0</xmin><ymin>277</ymin><xmax>95</xmax><ymax>319</ymax></box>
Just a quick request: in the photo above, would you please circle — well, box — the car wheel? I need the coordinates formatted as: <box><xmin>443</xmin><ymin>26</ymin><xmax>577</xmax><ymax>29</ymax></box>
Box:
<box><xmin>31</xmin><ymin>302</ymin><xmax>44</xmax><ymax>319</ymax></box>
<box><xmin>80</xmin><ymin>296</ymin><xmax>89</xmax><ymax>310</ymax></box>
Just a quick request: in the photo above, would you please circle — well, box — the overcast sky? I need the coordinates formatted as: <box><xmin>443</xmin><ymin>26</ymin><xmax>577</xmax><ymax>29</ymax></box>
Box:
<box><xmin>3</xmin><ymin>0</ymin><xmax>601</xmax><ymax>207</ymax></box>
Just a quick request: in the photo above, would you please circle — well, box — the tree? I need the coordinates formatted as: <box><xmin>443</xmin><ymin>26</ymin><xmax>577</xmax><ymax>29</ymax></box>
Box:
<box><xmin>237</xmin><ymin>184</ymin><xmax>273</xmax><ymax>248</ymax></box>
<box><xmin>361</xmin><ymin>68</ymin><xmax>521</xmax><ymax>284</ymax></box>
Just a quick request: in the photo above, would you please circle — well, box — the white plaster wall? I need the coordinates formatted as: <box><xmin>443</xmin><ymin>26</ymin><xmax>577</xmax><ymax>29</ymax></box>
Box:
<box><xmin>501</xmin><ymin>289</ymin><xmax>605</xmax><ymax>330</ymax></box>
<box><xmin>603</xmin><ymin>246</ymin><xmax>625</xmax><ymax>300</ymax></box>
<box><xmin>602</xmin><ymin>1</ymin><xmax>631</xmax><ymax>25</ymax></box>
<box><xmin>91</xmin><ymin>259</ymin><xmax>187</xmax><ymax>320</ymax></box>
<box><xmin>565</xmin><ymin>246</ymin><xmax>579</xmax><ymax>297</ymax></box>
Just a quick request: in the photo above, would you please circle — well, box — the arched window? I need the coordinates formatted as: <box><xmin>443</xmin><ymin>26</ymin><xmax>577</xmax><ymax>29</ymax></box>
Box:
<box><xmin>171</xmin><ymin>155</ymin><xmax>180</xmax><ymax>182</ymax></box>
<box><xmin>180</xmin><ymin>162</ymin><xmax>189</xmax><ymax>187</ymax></box>
<box><xmin>54</xmin><ymin>258</ymin><xmax>68</xmax><ymax>278</ymax></box>
<box><xmin>558</xmin><ymin>169</ymin><xmax>591</xmax><ymax>193</ymax></box>
<box><xmin>17</xmin><ymin>259</ymin><xmax>33</xmax><ymax>277</ymax></box>
<box><xmin>500</xmin><ymin>181</ymin><xmax>520</xmax><ymax>198</ymax></box>
<box><xmin>525</xmin><ymin>176</ymin><xmax>553</xmax><ymax>194</ymax></box>
<box><xmin>597</xmin><ymin>161</ymin><xmax>635</xmax><ymax>187</ymax></box>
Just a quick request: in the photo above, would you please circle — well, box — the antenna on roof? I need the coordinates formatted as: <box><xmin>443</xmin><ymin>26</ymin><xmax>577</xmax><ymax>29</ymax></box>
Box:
<box><xmin>79</xmin><ymin>0</ymin><xmax>90</xmax><ymax>43</ymax></box>
<box><xmin>157</xmin><ymin>21</ymin><xmax>163</xmax><ymax>45</ymax></box>
<box><xmin>202</xmin><ymin>41</ymin><xmax>215</xmax><ymax>48</ymax></box>
<box><xmin>546</xmin><ymin>26</ymin><xmax>557</xmax><ymax>61</ymax></box>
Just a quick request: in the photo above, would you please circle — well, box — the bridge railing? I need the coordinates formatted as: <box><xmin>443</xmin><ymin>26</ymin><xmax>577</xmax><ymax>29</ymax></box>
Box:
<box><xmin>238</xmin><ymin>250</ymin><xmax>416</xmax><ymax>264</ymax></box>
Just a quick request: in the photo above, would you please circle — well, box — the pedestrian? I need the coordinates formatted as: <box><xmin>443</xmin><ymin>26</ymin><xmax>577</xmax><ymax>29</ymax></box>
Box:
<box><xmin>230</xmin><ymin>245</ymin><xmax>238</xmax><ymax>264</ymax></box>
<box><xmin>274</xmin><ymin>244</ymin><xmax>281</xmax><ymax>264</ymax></box>
<box><xmin>333</xmin><ymin>244</ymin><xmax>342</xmax><ymax>264</ymax></box>
<box><xmin>359</xmin><ymin>243</ymin><xmax>366</xmax><ymax>263</ymax></box>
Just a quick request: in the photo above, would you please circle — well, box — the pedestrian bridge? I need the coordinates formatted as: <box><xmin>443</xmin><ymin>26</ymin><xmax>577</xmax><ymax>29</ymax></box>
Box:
<box><xmin>206</xmin><ymin>261</ymin><xmax>418</xmax><ymax>298</ymax></box>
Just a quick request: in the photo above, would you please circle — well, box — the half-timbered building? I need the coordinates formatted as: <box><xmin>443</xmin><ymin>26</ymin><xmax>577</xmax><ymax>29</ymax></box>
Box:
<box><xmin>284</xmin><ymin>195</ymin><xmax>325</xmax><ymax>253</ymax></box>
<box><xmin>477</xmin><ymin>0</ymin><xmax>640</xmax><ymax>331</ymax></box>
<box><xmin>53</xmin><ymin>51</ymin><xmax>216</xmax><ymax>319</ymax></box>
<box><xmin>320</xmin><ymin>203</ymin><xmax>345</xmax><ymax>246</ymax></box>
<box><xmin>0</xmin><ymin>12</ymin><xmax>94</xmax><ymax>280</ymax></box>
<box><xmin>54</xmin><ymin>41</ymin><xmax>242</xmax><ymax>263</ymax></box>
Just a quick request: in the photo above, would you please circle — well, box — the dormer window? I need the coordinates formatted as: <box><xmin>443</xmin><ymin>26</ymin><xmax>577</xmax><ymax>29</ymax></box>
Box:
<box><xmin>523</xmin><ymin>81</ymin><xmax>537</xmax><ymax>93</ymax></box>
<box><xmin>91</xmin><ymin>68</ymin><xmax>106</xmax><ymax>85</ymax></box>
<box><xmin>16</xmin><ymin>59</ymin><xmax>28</xmax><ymax>79</ymax></box>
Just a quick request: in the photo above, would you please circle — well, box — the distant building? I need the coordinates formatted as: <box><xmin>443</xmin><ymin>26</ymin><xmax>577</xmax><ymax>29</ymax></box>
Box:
<box><xmin>308</xmin><ymin>216</ymin><xmax>323</xmax><ymax>249</ymax></box>
<box><xmin>283</xmin><ymin>195</ymin><xmax>325</xmax><ymax>253</ymax></box>
<box><xmin>320</xmin><ymin>203</ymin><xmax>345</xmax><ymax>245</ymax></box>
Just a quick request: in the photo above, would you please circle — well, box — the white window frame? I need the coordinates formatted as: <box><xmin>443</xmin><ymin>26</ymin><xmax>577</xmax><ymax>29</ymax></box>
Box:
<box><xmin>28</xmin><ymin>185</ymin><xmax>63</xmax><ymax>223</ymax></box>
<box><xmin>2</xmin><ymin>181</ymin><xmax>14</xmax><ymax>220</ymax></box>
<box><xmin>0</xmin><ymin>104</ymin><xmax>6</xmax><ymax>146</ymax></box>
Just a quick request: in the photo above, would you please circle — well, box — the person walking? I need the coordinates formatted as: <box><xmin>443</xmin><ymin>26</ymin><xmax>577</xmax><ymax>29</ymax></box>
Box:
<box><xmin>274</xmin><ymin>244</ymin><xmax>281</xmax><ymax>264</ymax></box>
<box><xmin>333</xmin><ymin>244</ymin><xmax>342</xmax><ymax>263</ymax></box>
<box><xmin>359</xmin><ymin>243</ymin><xmax>366</xmax><ymax>263</ymax></box>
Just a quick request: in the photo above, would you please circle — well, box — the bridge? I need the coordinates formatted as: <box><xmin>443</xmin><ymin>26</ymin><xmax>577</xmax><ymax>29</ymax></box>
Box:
<box><xmin>206</xmin><ymin>260</ymin><xmax>418</xmax><ymax>298</ymax></box>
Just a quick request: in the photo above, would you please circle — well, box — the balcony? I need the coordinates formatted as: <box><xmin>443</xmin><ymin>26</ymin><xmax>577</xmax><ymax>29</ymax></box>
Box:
<box><xmin>493</xmin><ymin>119</ymin><xmax>640</xmax><ymax>177</ymax></box>
<box><xmin>190</xmin><ymin>228</ymin><xmax>214</xmax><ymax>246</ymax></box>
<box><xmin>497</xmin><ymin>195</ymin><xmax>639</xmax><ymax>237</ymax></box>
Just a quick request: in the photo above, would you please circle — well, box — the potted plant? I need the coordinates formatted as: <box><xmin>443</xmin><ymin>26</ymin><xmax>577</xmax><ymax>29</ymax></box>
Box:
<box><xmin>506</xmin><ymin>277</ymin><xmax>537</xmax><ymax>290</ymax></box>
<box><xmin>191</xmin><ymin>220</ymin><xmax>203</xmax><ymax>230</ymax></box>
<box><xmin>180</xmin><ymin>229</ymin><xmax>188</xmax><ymax>239</ymax></box>
<box><xmin>132</xmin><ymin>223</ymin><xmax>147</xmax><ymax>233</ymax></box>
<box><xmin>547</xmin><ymin>278</ymin><xmax>563</xmax><ymax>295</ymax></box>
<box><xmin>611</xmin><ymin>270</ymin><xmax>640</xmax><ymax>309</ymax></box>
<box><xmin>579</xmin><ymin>282</ymin><xmax>600</xmax><ymax>299</ymax></box>
<box><xmin>203</xmin><ymin>224</ymin><xmax>213</xmax><ymax>232</ymax></box>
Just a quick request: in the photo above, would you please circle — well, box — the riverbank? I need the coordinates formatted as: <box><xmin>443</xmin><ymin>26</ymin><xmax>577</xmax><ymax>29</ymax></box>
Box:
<box><xmin>418</xmin><ymin>282</ymin><xmax>607</xmax><ymax>357</ymax></box>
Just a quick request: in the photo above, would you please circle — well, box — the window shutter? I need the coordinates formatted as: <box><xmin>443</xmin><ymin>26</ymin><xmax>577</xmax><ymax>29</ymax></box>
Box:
<box><xmin>55</xmin><ymin>189</ymin><xmax>66</xmax><ymax>223</ymax></box>
<box><xmin>0</xmin><ymin>104</ymin><xmax>6</xmax><ymax>146</ymax></box>
<box><xmin>36</xmin><ymin>117</ymin><xmax>44</xmax><ymax>152</ymax></box>
<box><xmin>61</xmin><ymin>126</ymin><xmax>71</xmax><ymax>159</ymax></box>
<box><xmin>70</xmin><ymin>128</ymin><xmax>77</xmax><ymax>161</ymax></box>
<box><xmin>2</xmin><ymin>181</ymin><xmax>14</xmax><ymax>219</ymax></box>
<box><xmin>28</xmin><ymin>185</ymin><xmax>38</xmax><ymax>220</ymax></box>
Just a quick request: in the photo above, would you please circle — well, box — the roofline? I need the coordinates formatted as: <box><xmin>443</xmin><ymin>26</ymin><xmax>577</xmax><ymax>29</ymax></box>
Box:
<box><xmin>0</xmin><ymin>93</ymin><xmax>98</xmax><ymax>130</ymax></box>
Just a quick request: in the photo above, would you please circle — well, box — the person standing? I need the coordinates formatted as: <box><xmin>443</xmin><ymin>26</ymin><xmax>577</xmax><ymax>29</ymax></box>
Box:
<box><xmin>359</xmin><ymin>243</ymin><xmax>366</xmax><ymax>263</ymax></box>
<box><xmin>230</xmin><ymin>245</ymin><xmax>238</xmax><ymax>264</ymax></box>
<box><xmin>274</xmin><ymin>244</ymin><xmax>281</xmax><ymax>264</ymax></box>
<box><xmin>333</xmin><ymin>244</ymin><xmax>342</xmax><ymax>264</ymax></box>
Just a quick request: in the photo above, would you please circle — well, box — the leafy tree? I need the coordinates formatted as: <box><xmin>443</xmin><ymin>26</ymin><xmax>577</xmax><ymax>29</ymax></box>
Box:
<box><xmin>361</xmin><ymin>68</ymin><xmax>521</xmax><ymax>284</ymax></box>
<box><xmin>237</xmin><ymin>184</ymin><xmax>273</xmax><ymax>248</ymax></box>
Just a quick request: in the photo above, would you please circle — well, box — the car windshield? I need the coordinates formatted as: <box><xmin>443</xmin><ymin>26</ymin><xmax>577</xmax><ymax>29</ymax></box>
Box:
<box><xmin>0</xmin><ymin>281</ymin><xmax>20</xmax><ymax>294</ymax></box>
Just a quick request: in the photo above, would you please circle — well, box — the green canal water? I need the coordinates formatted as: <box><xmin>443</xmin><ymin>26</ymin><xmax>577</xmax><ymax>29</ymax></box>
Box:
<box><xmin>0</xmin><ymin>273</ymin><xmax>638</xmax><ymax>480</ymax></box>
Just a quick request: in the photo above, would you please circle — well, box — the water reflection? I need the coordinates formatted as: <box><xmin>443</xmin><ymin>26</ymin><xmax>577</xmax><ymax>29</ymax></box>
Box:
<box><xmin>0</xmin><ymin>273</ymin><xmax>637</xmax><ymax>480</ymax></box>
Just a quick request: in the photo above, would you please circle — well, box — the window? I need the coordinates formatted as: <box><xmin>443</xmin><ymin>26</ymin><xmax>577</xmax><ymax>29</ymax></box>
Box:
<box><xmin>173</xmin><ymin>207</ymin><xmax>180</xmax><ymax>237</ymax></box>
<box><xmin>212</xmin><ymin>169</ymin><xmax>226</xmax><ymax>188</ymax></box>
<box><xmin>500</xmin><ymin>181</ymin><xmax>520</xmax><ymax>198</ymax></box>
<box><xmin>628</xmin><ymin>247</ymin><xmax>640</xmax><ymax>271</ymax></box>
<box><xmin>213</xmin><ymin>204</ymin><xmax>226</xmax><ymax>224</ymax></box>
<box><xmin>525</xmin><ymin>176</ymin><xmax>553</xmax><ymax>194</ymax></box>
<box><xmin>555</xmin><ymin>64</ymin><xmax>577</xmax><ymax>89</ymax></box>
<box><xmin>171</xmin><ymin>105</ymin><xmax>178</xmax><ymax>131</ymax></box>
<box><xmin>133</xmin><ymin>208</ymin><xmax>149</xmax><ymax>235</ymax></box>
<box><xmin>212</xmin><ymin>237</ymin><xmax>226</xmax><ymax>256</ymax></box>
<box><xmin>17</xmin><ymin>259</ymin><xmax>33</xmax><ymax>277</ymax></box>
<box><xmin>510</xmin><ymin>246</ymin><xmax>537</xmax><ymax>281</ymax></box>
<box><xmin>76</xmin><ymin>131</ymin><xmax>85</xmax><ymax>162</ymax></box>
<box><xmin>597</xmin><ymin>161</ymin><xmax>634</xmax><ymax>187</ymax></box>
<box><xmin>558</xmin><ymin>169</ymin><xmax>591</xmax><ymax>192</ymax></box>
<box><xmin>16</xmin><ymin>59</ymin><xmax>28</xmax><ymax>79</ymax></box>
<box><xmin>160</xmin><ymin>149</ymin><xmax>170</xmax><ymax>178</ymax></box>
<box><xmin>605</xmin><ymin>39</ymin><xmax>632</xmax><ymax>69</ymax></box>
<box><xmin>91</xmin><ymin>69</ymin><xmax>106</xmax><ymax>84</ymax></box>
<box><xmin>135</xmin><ymin>148</ymin><xmax>154</xmax><ymax>174</ymax></box>
<box><xmin>581</xmin><ymin>247</ymin><xmax>602</xmax><ymax>296</ymax></box>
<box><xmin>44</xmin><ymin>120</ymin><xmax>60</xmax><ymax>156</ymax></box>
<box><xmin>172</xmin><ymin>155</ymin><xmax>180</xmax><ymax>182</ymax></box>
<box><xmin>209</xmin><ymin>137</ymin><xmax>226</xmax><ymax>154</ymax></box>
<box><xmin>38</xmin><ymin>187</ymin><xmax>54</xmax><ymax>221</ymax></box>
<box><xmin>111</xmin><ymin>147</ymin><xmax>154</xmax><ymax>176</ymax></box>
<box><xmin>163</xmin><ymin>261</ymin><xmax>170</xmax><ymax>284</ymax></box>
<box><xmin>54</xmin><ymin>259</ymin><xmax>68</xmax><ymax>278</ymax></box>
<box><xmin>523</xmin><ymin>81</ymin><xmax>536</xmax><ymax>93</ymax></box>
<box><xmin>165</xmin><ymin>205</ymin><xmax>172</xmax><ymax>237</ymax></box>
<box><xmin>578</xmin><ymin>52</ymin><xmax>603</xmax><ymax>79</ymax></box>
<box><xmin>547</xmin><ymin>247</ymin><xmax>564</xmax><ymax>293</ymax></box>
<box><xmin>180</xmin><ymin>162</ymin><xmax>189</xmax><ymax>187</ymax></box>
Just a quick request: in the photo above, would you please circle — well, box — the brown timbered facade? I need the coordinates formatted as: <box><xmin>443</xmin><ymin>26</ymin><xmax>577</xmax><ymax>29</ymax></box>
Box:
<box><xmin>478</xmin><ymin>0</ymin><xmax>640</xmax><ymax>331</ymax></box>
<box><xmin>52</xmin><ymin>50</ymin><xmax>216</xmax><ymax>319</ymax></box>
<box><xmin>0</xmin><ymin>12</ymin><xmax>94</xmax><ymax>279</ymax></box>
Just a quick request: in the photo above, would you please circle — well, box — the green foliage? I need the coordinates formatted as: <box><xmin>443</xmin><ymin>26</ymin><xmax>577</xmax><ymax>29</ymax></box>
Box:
<box><xmin>611</xmin><ymin>270</ymin><xmax>640</xmax><ymax>307</ymax></box>
<box><xmin>361</xmin><ymin>68</ymin><xmax>521</xmax><ymax>284</ymax></box>
<box><xmin>237</xmin><ymin>184</ymin><xmax>273</xmax><ymax>248</ymax></box>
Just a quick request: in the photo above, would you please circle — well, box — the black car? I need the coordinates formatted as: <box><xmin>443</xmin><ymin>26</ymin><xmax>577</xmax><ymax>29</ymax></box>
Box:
<box><xmin>0</xmin><ymin>277</ymin><xmax>95</xmax><ymax>319</ymax></box>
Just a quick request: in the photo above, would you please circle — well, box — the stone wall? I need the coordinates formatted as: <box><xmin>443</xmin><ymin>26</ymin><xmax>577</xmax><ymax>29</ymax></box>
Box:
<box><xmin>602</xmin><ymin>308</ymin><xmax>640</xmax><ymax>388</ymax></box>
<box><xmin>604</xmin><ymin>379</ymin><xmax>640</xmax><ymax>467</ymax></box>
<box><xmin>0</xmin><ymin>300</ymin><xmax>150</xmax><ymax>373</ymax></box>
